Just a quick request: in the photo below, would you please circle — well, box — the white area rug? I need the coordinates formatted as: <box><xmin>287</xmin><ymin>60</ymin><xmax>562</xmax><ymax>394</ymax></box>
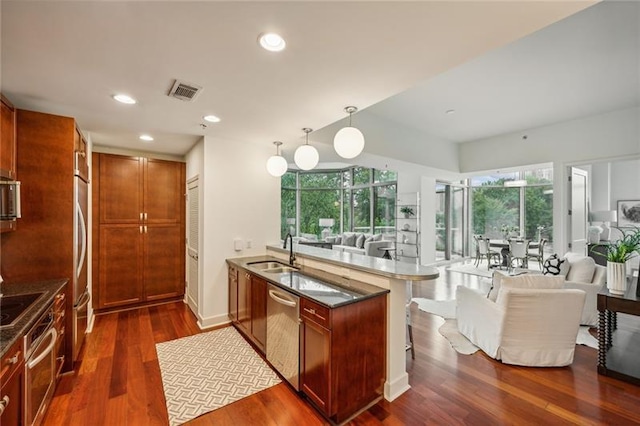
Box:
<box><xmin>156</xmin><ymin>327</ymin><xmax>281</xmax><ymax>425</ymax></box>
<box><xmin>412</xmin><ymin>297</ymin><xmax>598</xmax><ymax>354</ymax></box>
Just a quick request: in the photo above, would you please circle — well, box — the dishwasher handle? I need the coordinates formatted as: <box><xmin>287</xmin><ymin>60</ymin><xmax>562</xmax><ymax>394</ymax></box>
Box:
<box><xmin>268</xmin><ymin>289</ymin><xmax>297</xmax><ymax>308</ymax></box>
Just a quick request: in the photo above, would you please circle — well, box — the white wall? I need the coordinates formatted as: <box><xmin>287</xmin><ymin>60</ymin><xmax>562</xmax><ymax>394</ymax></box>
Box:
<box><xmin>611</xmin><ymin>158</ymin><xmax>640</xmax><ymax>209</ymax></box>
<box><xmin>197</xmin><ymin>136</ymin><xmax>280</xmax><ymax>328</ymax></box>
<box><xmin>458</xmin><ymin>106</ymin><xmax>640</xmax><ymax>173</ymax></box>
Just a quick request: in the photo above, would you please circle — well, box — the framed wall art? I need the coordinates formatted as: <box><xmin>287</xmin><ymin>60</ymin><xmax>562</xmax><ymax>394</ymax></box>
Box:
<box><xmin>617</xmin><ymin>200</ymin><xmax>640</xmax><ymax>227</ymax></box>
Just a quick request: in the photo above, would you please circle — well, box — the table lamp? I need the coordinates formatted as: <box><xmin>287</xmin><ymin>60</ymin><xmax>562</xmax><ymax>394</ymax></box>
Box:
<box><xmin>589</xmin><ymin>210</ymin><xmax>617</xmax><ymax>241</ymax></box>
<box><xmin>319</xmin><ymin>218</ymin><xmax>335</xmax><ymax>240</ymax></box>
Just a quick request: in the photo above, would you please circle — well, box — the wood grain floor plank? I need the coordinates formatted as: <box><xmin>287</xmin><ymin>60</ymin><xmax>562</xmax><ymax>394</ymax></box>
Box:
<box><xmin>42</xmin><ymin>268</ymin><xmax>640</xmax><ymax>426</ymax></box>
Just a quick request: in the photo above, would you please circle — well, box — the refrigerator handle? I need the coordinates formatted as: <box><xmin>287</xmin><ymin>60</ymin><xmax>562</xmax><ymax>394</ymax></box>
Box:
<box><xmin>77</xmin><ymin>202</ymin><xmax>87</xmax><ymax>278</ymax></box>
<box><xmin>75</xmin><ymin>290</ymin><xmax>91</xmax><ymax>309</ymax></box>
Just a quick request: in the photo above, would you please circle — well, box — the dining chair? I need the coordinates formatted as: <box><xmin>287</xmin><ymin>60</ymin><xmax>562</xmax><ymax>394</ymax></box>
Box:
<box><xmin>508</xmin><ymin>239</ymin><xmax>530</xmax><ymax>270</ymax></box>
<box><xmin>477</xmin><ymin>238</ymin><xmax>501</xmax><ymax>270</ymax></box>
<box><xmin>472</xmin><ymin>234</ymin><xmax>483</xmax><ymax>267</ymax></box>
<box><xmin>527</xmin><ymin>238</ymin><xmax>547</xmax><ymax>270</ymax></box>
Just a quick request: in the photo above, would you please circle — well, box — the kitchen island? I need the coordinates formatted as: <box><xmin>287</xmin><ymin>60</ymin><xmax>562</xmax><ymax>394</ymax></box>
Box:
<box><xmin>242</xmin><ymin>244</ymin><xmax>438</xmax><ymax>406</ymax></box>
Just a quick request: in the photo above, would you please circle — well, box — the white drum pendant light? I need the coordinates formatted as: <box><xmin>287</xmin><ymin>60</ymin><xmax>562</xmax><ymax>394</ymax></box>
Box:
<box><xmin>266</xmin><ymin>141</ymin><xmax>288</xmax><ymax>177</ymax></box>
<box><xmin>294</xmin><ymin>128</ymin><xmax>319</xmax><ymax>170</ymax></box>
<box><xmin>333</xmin><ymin>106</ymin><xmax>365</xmax><ymax>159</ymax></box>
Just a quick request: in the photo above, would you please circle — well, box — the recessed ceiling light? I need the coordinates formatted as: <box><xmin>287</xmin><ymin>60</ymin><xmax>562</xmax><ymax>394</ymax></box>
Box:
<box><xmin>113</xmin><ymin>94</ymin><xmax>137</xmax><ymax>104</ymax></box>
<box><xmin>139</xmin><ymin>134</ymin><xmax>154</xmax><ymax>142</ymax></box>
<box><xmin>259</xmin><ymin>33</ymin><xmax>286</xmax><ymax>52</ymax></box>
<box><xmin>203</xmin><ymin>115</ymin><xmax>221</xmax><ymax>123</ymax></box>
<box><xmin>445</xmin><ymin>109</ymin><xmax>456</xmax><ymax>115</ymax></box>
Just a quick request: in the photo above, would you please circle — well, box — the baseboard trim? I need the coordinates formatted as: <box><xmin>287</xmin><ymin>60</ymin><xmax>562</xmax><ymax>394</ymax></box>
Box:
<box><xmin>198</xmin><ymin>313</ymin><xmax>231</xmax><ymax>330</ymax></box>
<box><xmin>384</xmin><ymin>373</ymin><xmax>410</xmax><ymax>401</ymax></box>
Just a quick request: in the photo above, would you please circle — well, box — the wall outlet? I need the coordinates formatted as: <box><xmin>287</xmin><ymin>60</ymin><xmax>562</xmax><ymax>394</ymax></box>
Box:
<box><xmin>246</xmin><ymin>240</ymin><xmax>252</xmax><ymax>249</ymax></box>
<box><xmin>234</xmin><ymin>239</ymin><xmax>243</xmax><ymax>251</ymax></box>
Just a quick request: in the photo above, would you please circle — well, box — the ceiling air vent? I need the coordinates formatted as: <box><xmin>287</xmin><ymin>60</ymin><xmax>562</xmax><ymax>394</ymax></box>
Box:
<box><xmin>168</xmin><ymin>80</ymin><xmax>202</xmax><ymax>101</ymax></box>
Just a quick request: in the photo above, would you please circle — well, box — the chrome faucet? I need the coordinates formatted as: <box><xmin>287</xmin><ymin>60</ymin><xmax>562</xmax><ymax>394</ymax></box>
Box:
<box><xmin>283</xmin><ymin>233</ymin><xmax>296</xmax><ymax>266</ymax></box>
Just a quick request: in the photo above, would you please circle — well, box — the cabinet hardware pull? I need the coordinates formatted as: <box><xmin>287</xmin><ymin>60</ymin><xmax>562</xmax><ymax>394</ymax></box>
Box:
<box><xmin>144</xmin><ymin>212</ymin><xmax>147</xmax><ymax>221</ymax></box>
<box><xmin>140</xmin><ymin>212</ymin><xmax>143</xmax><ymax>221</ymax></box>
<box><xmin>0</xmin><ymin>395</ymin><xmax>10</xmax><ymax>415</ymax></box>
<box><xmin>140</xmin><ymin>226</ymin><xmax>143</xmax><ymax>233</ymax></box>
<box><xmin>144</xmin><ymin>225</ymin><xmax>147</xmax><ymax>233</ymax></box>
<box><xmin>303</xmin><ymin>307</ymin><xmax>325</xmax><ymax>321</ymax></box>
<box><xmin>6</xmin><ymin>354</ymin><xmax>19</xmax><ymax>365</ymax></box>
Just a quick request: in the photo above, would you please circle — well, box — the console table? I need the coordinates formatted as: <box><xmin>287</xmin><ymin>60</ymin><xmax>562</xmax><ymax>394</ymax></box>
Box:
<box><xmin>597</xmin><ymin>278</ymin><xmax>640</xmax><ymax>385</ymax></box>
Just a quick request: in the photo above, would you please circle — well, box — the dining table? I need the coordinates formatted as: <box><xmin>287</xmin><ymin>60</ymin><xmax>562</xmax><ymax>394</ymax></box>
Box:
<box><xmin>489</xmin><ymin>239</ymin><xmax>540</xmax><ymax>268</ymax></box>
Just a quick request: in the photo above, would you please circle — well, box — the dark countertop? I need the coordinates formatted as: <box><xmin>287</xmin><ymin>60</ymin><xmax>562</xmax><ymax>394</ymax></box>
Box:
<box><xmin>267</xmin><ymin>243</ymin><xmax>439</xmax><ymax>281</ymax></box>
<box><xmin>227</xmin><ymin>256</ymin><xmax>389</xmax><ymax>308</ymax></box>
<box><xmin>1</xmin><ymin>278</ymin><xmax>68</xmax><ymax>357</ymax></box>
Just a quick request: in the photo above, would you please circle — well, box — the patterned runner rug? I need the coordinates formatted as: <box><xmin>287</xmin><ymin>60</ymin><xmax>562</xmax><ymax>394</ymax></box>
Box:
<box><xmin>156</xmin><ymin>326</ymin><xmax>281</xmax><ymax>425</ymax></box>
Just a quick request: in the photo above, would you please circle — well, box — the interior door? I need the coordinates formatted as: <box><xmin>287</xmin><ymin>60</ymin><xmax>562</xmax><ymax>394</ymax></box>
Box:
<box><xmin>186</xmin><ymin>178</ymin><xmax>199</xmax><ymax>312</ymax></box>
<box><xmin>570</xmin><ymin>167</ymin><xmax>589</xmax><ymax>255</ymax></box>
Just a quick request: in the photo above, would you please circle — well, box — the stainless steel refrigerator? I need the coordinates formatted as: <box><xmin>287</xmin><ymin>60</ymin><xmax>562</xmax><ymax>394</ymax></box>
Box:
<box><xmin>73</xmin><ymin>156</ymin><xmax>90</xmax><ymax>362</ymax></box>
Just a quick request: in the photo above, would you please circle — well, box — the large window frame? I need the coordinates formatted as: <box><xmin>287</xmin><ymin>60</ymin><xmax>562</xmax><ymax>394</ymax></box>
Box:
<box><xmin>281</xmin><ymin>167</ymin><xmax>397</xmax><ymax>239</ymax></box>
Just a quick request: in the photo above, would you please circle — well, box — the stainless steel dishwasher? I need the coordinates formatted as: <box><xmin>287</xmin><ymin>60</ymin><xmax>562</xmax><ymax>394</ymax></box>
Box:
<box><xmin>266</xmin><ymin>283</ymin><xmax>300</xmax><ymax>390</ymax></box>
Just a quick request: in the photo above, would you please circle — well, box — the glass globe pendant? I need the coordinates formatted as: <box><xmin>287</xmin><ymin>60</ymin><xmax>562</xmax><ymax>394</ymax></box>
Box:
<box><xmin>333</xmin><ymin>106</ymin><xmax>365</xmax><ymax>159</ymax></box>
<box><xmin>294</xmin><ymin>128</ymin><xmax>319</xmax><ymax>170</ymax></box>
<box><xmin>266</xmin><ymin>141</ymin><xmax>288</xmax><ymax>177</ymax></box>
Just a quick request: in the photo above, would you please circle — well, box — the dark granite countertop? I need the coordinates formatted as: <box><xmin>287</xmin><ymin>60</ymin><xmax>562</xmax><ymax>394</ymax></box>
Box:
<box><xmin>226</xmin><ymin>256</ymin><xmax>389</xmax><ymax>308</ymax></box>
<box><xmin>1</xmin><ymin>278</ymin><xmax>68</xmax><ymax>358</ymax></box>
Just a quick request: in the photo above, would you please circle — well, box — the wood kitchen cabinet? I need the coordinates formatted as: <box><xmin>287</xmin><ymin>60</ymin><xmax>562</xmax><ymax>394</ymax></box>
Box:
<box><xmin>0</xmin><ymin>94</ymin><xmax>17</xmax><ymax>180</ymax></box>
<box><xmin>0</xmin><ymin>339</ymin><xmax>25</xmax><ymax>426</ymax></box>
<box><xmin>229</xmin><ymin>267</ymin><xmax>267</xmax><ymax>353</ymax></box>
<box><xmin>301</xmin><ymin>294</ymin><xmax>387</xmax><ymax>423</ymax></box>
<box><xmin>93</xmin><ymin>153</ymin><xmax>185</xmax><ymax>310</ymax></box>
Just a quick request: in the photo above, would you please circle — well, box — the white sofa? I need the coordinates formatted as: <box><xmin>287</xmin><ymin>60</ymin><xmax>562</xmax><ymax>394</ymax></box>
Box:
<box><xmin>326</xmin><ymin>232</ymin><xmax>394</xmax><ymax>258</ymax></box>
<box><xmin>457</xmin><ymin>275</ymin><xmax>586</xmax><ymax>367</ymax></box>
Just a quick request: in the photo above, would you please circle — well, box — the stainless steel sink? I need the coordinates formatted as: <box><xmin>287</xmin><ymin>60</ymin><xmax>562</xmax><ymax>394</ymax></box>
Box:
<box><xmin>247</xmin><ymin>261</ymin><xmax>299</xmax><ymax>274</ymax></box>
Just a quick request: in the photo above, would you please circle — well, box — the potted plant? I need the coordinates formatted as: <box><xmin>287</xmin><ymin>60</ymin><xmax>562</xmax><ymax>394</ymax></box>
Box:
<box><xmin>598</xmin><ymin>227</ymin><xmax>640</xmax><ymax>295</ymax></box>
<box><xmin>400</xmin><ymin>206</ymin><xmax>415</xmax><ymax>218</ymax></box>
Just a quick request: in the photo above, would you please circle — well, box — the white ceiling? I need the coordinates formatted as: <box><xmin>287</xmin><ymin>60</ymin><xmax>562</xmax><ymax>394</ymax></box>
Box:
<box><xmin>1</xmin><ymin>1</ymin><xmax>595</xmax><ymax>161</ymax></box>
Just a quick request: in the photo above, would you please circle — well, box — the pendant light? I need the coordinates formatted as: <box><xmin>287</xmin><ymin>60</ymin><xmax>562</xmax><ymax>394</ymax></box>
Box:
<box><xmin>294</xmin><ymin>128</ymin><xmax>319</xmax><ymax>170</ymax></box>
<box><xmin>333</xmin><ymin>106</ymin><xmax>365</xmax><ymax>159</ymax></box>
<box><xmin>266</xmin><ymin>141</ymin><xmax>288</xmax><ymax>177</ymax></box>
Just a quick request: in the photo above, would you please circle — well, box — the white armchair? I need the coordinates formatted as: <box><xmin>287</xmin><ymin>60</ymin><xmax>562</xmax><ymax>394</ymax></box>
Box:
<box><xmin>457</xmin><ymin>275</ymin><xmax>586</xmax><ymax>367</ymax></box>
<box><xmin>561</xmin><ymin>252</ymin><xmax>606</xmax><ymax>326</ymax></box>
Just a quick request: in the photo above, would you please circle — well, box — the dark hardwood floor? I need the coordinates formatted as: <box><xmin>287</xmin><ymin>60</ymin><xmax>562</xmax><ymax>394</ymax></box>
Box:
<box><xmin>43</xmin><ymin>265</ymin><xmax>640</xmax><ymax>425</ymax></box>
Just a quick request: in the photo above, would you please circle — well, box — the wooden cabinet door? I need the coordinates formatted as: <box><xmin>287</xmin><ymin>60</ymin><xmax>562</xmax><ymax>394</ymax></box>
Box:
<box><xmin>98</xmin><ymin>225</ymin><xmax>143</xmax><ymax>308</ymax></box>
<box><xmin>301</xmin><ymin>317</ymin><xmax>332</xmax><ymax>416</ymax></box>
<box><xmin>250</xmin><ymin>276</ymin><xmax>267</xmax><ymax>351</ymax></box>
<box><xmin>0</xmin><ymin>95</ymin><xmax>16</xmax><ymax>180</ymax></box>
<box><xmin>0</xmin><ymin>369</ymin><xmax>23</xmax><ymax>426</ymax></box>
<box><xmin>143</xmin><ymin>224</ymin><xmax>184</xmax><ymax>300</ymax></box>
<box><xmin>144</xmin><ymin>158</ymin><xmax>183</xmax><ymax>224</ymax></box>
<box><xmin>237</xmin><ymin>271</ymin><xmax>250</xmax><ymax>335</ymax></box>
<box><xmin>99</xmin><ymin>154</ymin><xmax>143</xmax><ymax>224</ymax></box>
<box><xmin>228</xmin><ymin>267</ymin><xmax>238</xmax><ymax>323</ymax></box>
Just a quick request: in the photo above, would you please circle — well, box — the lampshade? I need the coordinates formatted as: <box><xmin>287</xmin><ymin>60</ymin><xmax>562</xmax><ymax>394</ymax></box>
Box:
<box><xmin>590</xmin><ymin>210</ymin><xmax>617</xmax><ymax>222</ymax></box>
<box><xmin>294</xmin><ymin>128</ymin><xmax>319</xmax><ymax>170</ymax></box>
<box><xmin>333</xmin><ymin>106</ymin><xmax>365</xmax><ymax>159</ymax></box>
<box><xmin>319</xmin><ymin>218</ymin><xmax>334</xmax><ymax>227</ymax></box>
<box><xmin>266</xmin><ymin>141</ymin><xmax>288</xmax><ymax>177</ymax></box>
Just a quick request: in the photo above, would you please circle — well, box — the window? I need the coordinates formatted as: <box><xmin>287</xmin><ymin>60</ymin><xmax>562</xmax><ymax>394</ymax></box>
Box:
<box><xmin>471</xmin><ymin>168</ymin><xmax>553</xmax><ymax>248</ymax></box>
<box><xmin>282</xmin><ymin>167</ymin><xmax>398</xmax><ymax>239</ymax></box>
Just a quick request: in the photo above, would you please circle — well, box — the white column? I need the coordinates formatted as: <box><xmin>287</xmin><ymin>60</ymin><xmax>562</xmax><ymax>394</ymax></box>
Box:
<box><xmin>384</xmin><ymin>278</ymin><xmax>410</xmax><ymax>400</ymax></box>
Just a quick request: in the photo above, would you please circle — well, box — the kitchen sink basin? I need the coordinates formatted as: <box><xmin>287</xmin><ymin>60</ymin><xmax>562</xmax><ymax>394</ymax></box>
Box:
<box><xmin>247</xmin><ymin>261</ymin><xmax>299</xmax><ymax>274</ymax></box>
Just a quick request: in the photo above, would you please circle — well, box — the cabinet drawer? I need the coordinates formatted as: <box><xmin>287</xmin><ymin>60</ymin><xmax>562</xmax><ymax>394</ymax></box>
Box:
<box><xmin>0</xmin><ymin>340</ymin><xmax>23</xmax><ymax>385</ymax></box>
<box><xmin>301</xmin><ymin>298</ymin><xmax>331</xmax><ymax>329</ymax></box>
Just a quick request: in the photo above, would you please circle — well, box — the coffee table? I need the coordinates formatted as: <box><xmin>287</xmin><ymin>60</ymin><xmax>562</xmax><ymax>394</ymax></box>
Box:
<box><xmin>378</xmin><ymin>247</ymin><xmax>396</xmax><ymax>260</ymax></box>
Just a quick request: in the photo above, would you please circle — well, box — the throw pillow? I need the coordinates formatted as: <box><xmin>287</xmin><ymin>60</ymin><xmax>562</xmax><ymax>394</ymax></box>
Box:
<box><xmin>343</xmin><ymin>232</ymin><xmax>356</xmax><ymax>247</ymax></box>
<box><xmin>543</xmin><ymin>254</ymin><xmax>565</xmax><ymax>276</ymax></box>
<box><xmin>356</xmin><ymin>233</ymin><xmax>366</xmax><ymax>249</ymax></box>
<box><xmin>495</xmin><ymin>274</ymin><xmax>564</xmax><ymax>306</ymax></box>
<box><xmin>334</xmin><ymin>236</ymin><xmax>342</xmax><ymax>245</ymax></box>
<box><xmin>364</xmin><ymin>235</ymin><xmax>375</xmax><ymax>244</ymax></box>
<box><xmin>373</xmin><ymin>233</ymin><xmax>383</xmax><ymax>242</ymax></box>
<box><xmin>565</xmin><ymin>255</ymin><xmax>596</xmax><ymax>283</ymax></box>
